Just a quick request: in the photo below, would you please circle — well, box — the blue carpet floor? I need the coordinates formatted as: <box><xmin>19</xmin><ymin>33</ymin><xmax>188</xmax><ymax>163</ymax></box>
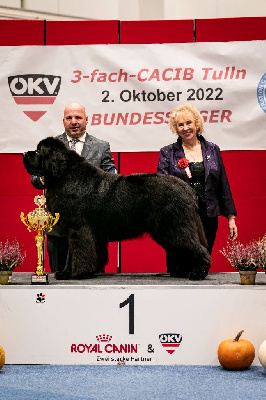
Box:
<box><xmin>0</xmin><ymin>365</ymin><xmax>266</xmax><ymax>400</ymax></box>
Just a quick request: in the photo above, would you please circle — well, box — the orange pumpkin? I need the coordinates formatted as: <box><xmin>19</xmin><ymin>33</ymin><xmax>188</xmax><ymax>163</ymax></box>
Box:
<box><xmin>0</xmin><ymin>345</ymin><xmax>5</xmax><ymax>371</ymax></box>
<box><xmin>217</xmin><ymin>330</ymin><xmax>255</xmax><ymax>370</ymax></box>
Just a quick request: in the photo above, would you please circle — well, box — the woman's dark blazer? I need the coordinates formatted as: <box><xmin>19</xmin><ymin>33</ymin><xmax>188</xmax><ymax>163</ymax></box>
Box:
<box><xmin>157</xmin><ymin>136</ymin><xmax>237</xmax><ymax>218</ymax></box>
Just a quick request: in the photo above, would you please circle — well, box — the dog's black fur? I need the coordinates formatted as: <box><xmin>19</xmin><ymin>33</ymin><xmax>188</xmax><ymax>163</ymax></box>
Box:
<box><xmin>23</xmin><ymin>137</ymin><xmax>212</xmax><ymax>280</ymax></box>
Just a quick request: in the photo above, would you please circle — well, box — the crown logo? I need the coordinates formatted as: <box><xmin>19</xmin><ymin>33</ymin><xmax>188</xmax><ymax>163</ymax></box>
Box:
<box><xmin>96</xmin><ymin>334</ymin><xmax>112</xmax><ymax>343</ymax></box>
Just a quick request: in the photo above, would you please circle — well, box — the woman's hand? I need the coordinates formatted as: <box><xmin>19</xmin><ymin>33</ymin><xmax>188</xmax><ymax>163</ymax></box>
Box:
<box><xmin>228</xmin><ymin>215</ymin><xmax>238</xmax><ymax>240</ymax></box>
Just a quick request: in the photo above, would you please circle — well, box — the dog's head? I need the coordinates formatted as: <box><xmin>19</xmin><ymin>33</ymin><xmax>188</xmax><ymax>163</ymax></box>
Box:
<box><xmin>23</xmin><ymin>137</ymin><xmax>79</xmax><ymax>179</ymax></box>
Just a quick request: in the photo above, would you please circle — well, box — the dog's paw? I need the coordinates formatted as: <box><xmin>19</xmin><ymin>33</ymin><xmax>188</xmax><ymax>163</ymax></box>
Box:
<box><xmin>72</xmin><ymin>271</ymin><xmax>95</xmax><ymax>279</ymax></box>
<box><xmin>169</xmin><ymin>266</ymin><xmax>188</xmax><ymax>278</ymax></box>
<box><xmin>54</xmin><ymin>270</ymin><xmax>71</xmax><ymax>280</ymax></box>
<box><xmin>188</xmin><ymin>267</ymin><xmax>209</xmax><ymax>281</ymax></box>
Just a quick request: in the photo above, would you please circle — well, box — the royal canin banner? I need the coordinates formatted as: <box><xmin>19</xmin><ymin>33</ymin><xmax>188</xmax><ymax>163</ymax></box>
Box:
<box><xmin>0</xmin><ymin>41</ymin><xmax>266</xmax><ymax>153</ymax></box>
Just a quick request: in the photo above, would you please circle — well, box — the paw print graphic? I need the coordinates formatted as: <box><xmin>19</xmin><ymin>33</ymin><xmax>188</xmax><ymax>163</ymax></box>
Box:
<box><xmin>36</xmin><ymin>293</ymin><xmax>46</xmax><ymax>303</ymax></box>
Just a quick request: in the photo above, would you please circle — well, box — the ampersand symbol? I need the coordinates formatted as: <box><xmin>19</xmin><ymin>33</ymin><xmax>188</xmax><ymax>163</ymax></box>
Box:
<box><xmin>147</xmin><ymin>344</ymin><xmax>154</xmax><ymax>353</ymax></box>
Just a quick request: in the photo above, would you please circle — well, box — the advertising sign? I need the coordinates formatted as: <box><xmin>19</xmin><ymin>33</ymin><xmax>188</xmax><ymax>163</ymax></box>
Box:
<box><xmin>0</xmin><ymin>41</ymin><xmax>266</xmax><ymax>152</ymax></box>
<box><xmin>0</xmin><ymin>286</ymin><xmax>265</xmax><ymax>365</ymax></box>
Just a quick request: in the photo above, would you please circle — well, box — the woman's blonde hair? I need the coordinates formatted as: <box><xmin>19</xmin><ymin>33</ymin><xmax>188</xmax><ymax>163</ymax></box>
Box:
<box><xmin>169</xmin><ymin>103</ymin><xmax>204</xmax><ymax>136</ymax></box>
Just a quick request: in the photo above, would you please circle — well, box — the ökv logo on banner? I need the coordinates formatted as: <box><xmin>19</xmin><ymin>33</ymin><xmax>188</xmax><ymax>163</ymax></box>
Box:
<box><xmin>159</xmin><ymin>333</ymin><xmax>183</xmax><ymax>354</ymax></box>
<box><xmin>8</xmin><ymin>74</ymin><xmax>61</xmax><ymax>122</ymax></box>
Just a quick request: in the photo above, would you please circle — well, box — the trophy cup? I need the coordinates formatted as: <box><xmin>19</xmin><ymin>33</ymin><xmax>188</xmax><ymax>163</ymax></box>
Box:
<box><xmin>20</xmin><ymin>195</ymin><xmax>59</xmax><ymax>284</ymax></box>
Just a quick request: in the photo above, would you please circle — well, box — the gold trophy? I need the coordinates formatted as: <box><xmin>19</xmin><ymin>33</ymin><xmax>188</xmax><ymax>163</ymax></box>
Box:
<box><xmin>20</xmin><ymin>195</ymin><xmax>59</xmax><ymax>284</ymax></box>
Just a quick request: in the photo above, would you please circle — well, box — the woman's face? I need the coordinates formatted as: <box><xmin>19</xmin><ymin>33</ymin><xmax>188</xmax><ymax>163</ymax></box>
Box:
<box><xmin>175</xmin><ymin>112</ymin><xmax>197</xmax><ymax>141</ymax></box>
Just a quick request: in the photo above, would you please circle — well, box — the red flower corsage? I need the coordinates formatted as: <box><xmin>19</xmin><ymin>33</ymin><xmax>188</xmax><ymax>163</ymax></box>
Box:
<box><xmin>178</xmin><ymin>158</ymin><xmax>192</xmax><ymax>178</ymax></box>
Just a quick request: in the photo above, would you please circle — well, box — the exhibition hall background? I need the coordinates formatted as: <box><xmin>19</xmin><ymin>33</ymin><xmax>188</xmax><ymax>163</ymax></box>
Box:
<box><xmin>0</xmin><ymin>17</ymin><xmax>265</xmax><ymax>273</ymax></box>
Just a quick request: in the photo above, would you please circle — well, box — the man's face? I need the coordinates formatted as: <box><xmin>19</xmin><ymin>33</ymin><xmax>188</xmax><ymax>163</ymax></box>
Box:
<box><xmin>63</xmin><ymin>105</ymin><xmax>88</xmax><ymax>139</ymax></box>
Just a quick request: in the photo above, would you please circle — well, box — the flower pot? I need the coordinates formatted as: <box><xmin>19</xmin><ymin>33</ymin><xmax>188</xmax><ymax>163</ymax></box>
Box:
<box><xmin>0</xmin><ymin>271</ymin><xmax>12</xmax><ymax>285</ymax></box>
<box><xmin>239</xmin><ymin>270</ymin><xmax>257</xmax><ymax>285</ymax></box>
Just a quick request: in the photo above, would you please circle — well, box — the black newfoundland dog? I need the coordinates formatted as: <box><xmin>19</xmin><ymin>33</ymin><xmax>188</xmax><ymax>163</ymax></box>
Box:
<box><xmin>23</xmin><ymin>137</ymin><xmax>211</xmax><ymax>280</ymax></box>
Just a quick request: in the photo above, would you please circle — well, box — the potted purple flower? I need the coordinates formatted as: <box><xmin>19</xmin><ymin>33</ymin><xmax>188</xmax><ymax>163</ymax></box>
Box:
<box><xmin>220</xmin><ymin>237</ymin><xmax>265</xmax><ymax>285</ymax></box>
<box><xmin>0</xmin><ymin>238</ymin><xmax>26</xmax><ymax>284</ymax></box>
<box><xmin>259</xmin><ymin>234</ymin><xmax>266</xmax><ymax>271</ymax></box>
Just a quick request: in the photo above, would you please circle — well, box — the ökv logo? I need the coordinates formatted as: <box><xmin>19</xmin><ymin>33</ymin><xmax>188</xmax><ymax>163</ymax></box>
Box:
<box><xmin>159</xmin><ymin>333</ymin><xmax>182</xmax><ymax>354</ymax></box>
<box><xmin>8</xmin><ymin>74</ymin><xmax>61</xmax><ymax>122</ymax></box>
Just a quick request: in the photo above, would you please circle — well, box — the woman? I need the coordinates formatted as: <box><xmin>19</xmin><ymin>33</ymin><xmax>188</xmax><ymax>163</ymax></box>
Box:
<box><xmin>157</xmin><ymin>103</ymin><xmax>237</xmax><ymax>260</ymax></box>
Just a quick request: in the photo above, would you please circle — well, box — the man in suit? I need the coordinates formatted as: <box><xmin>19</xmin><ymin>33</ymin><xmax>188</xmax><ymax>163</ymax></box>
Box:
<box><xmin>31</xmin><ymin>102</ymin><xmax>116</xmax><ymax>273</ymax></box>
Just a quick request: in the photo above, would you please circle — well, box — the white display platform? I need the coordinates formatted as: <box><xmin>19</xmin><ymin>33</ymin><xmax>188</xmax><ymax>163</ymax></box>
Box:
<box><xmin>1</xmin><ymin>275</ymin><xmax>266</xmax><ymax>366</ymax></box>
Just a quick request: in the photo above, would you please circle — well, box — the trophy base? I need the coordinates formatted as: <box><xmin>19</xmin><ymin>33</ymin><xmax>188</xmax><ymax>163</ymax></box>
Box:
<box><xmin>31</xmin><ymin>274</ymin><xmax>49</xmax><ymax>285</ymax></box>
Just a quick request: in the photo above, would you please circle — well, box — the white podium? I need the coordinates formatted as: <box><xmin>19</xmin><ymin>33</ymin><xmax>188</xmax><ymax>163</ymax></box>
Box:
<box><xmin>0</xmin><ymin>273</ymin><xmax>266</xmax><ymax>365</ymax></box>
